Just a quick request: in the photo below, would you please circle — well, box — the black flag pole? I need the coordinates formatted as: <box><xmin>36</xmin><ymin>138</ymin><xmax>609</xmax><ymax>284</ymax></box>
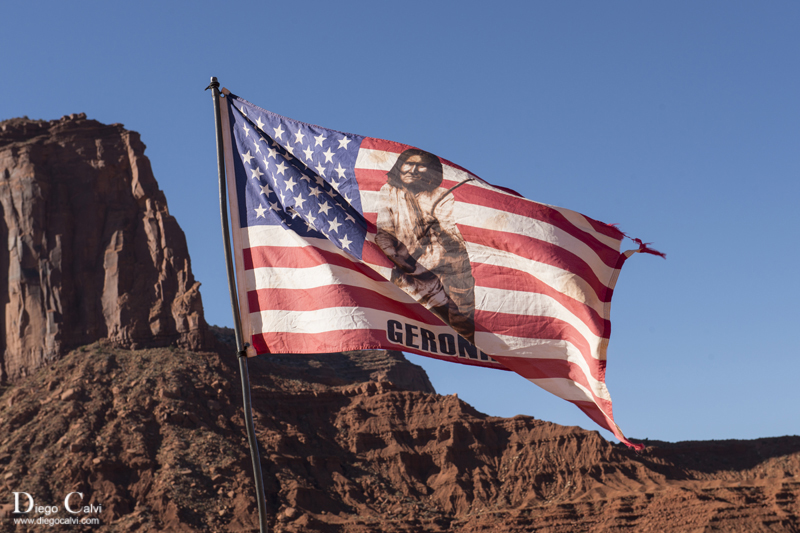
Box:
<box><xmin>207</xmin><ymin>76</ymin><xmax>270</xmax><ymax>533</ymax></box>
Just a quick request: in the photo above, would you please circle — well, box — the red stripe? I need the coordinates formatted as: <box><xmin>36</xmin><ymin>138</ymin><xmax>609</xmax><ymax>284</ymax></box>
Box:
<box><xmin>247</xmin><ymin>285</ymin><xmax>446</xmax><ymax>326</ymax></box>
<box><xmin>364</xmin><ymin>212</ymin><xmax>378</xmax><ymax>227</ymax></box>
<box><xmin>252</xmin><ymin>327</ymin><xmax>401</xmax><ymax>354</ymax></box>
<box><xmin>362</xmin><ymin>240</ymin><xmax>394</xmax><ymax>268</ymax></box>
<box><xmin>472</xmin><ymin>262</ymin><xmax>610</xmax><ymax>338</ymax></box>
<box><xmin>572</xmin><ymin>400</ymin><xmax>642</xmax><ymax>450</ymax></box>
<box><xmin>359</xmin><ymin>137</ymin><xmax>413</xmax><ymax>154</ymax></box>
<box><xmin>460</xmin><ymin>224</ymin><xmax>614</xmax><ymax>304</ymax></box>
<box><xmin>478</xmin><ymin>312</ymin><xmax>606</xmax><ymax>382</ymax></box>
<box><xmin>355</xmin><ymin>170</ymin><xmax>622</xmax><ymax>264</ymax></box>
<box><xmin>355</xmin><ymin>168</ymin><xmax>389</xmax><ymax>191</ymax></box>
<box><xmin>244</xmin><ymin>245</ymin><xmax>387</xmax><ymax>282</ymax></box>
<box><xmin>584</xmin><ymin>218</ymin><xmax>625</xmax><ymax>240</ymax></box>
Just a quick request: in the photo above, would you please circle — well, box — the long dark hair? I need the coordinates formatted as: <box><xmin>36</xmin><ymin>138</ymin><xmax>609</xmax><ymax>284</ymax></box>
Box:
<box><xmin>386</xmin><ymin>149</ymin><xmax>443</xmax><ymax>193</ymax></box>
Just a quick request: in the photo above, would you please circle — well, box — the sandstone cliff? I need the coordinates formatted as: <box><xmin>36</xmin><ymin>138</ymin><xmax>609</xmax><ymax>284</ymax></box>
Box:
<box><xmin>0</xmin><ymin>115</ymin><xmax>209</xmax><ymax>382</ymax></box>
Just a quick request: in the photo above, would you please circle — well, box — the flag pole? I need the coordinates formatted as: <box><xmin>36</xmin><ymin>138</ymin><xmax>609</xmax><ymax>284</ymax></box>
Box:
<box><xmin>207</xmin><ymin>76</ymin><xmax>270</xmax><ymax>533</ymax></box>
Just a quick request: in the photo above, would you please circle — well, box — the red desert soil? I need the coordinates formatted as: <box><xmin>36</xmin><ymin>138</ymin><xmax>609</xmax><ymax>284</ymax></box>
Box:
<box><xmin>0</xmin><ymin>338</ymin><xmax>798</xmax><ymax>532</ymax></box>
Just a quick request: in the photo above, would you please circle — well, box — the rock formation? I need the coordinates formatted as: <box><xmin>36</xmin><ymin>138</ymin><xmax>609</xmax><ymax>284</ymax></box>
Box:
<box><xmin>0</xmin><ymin>114</ymin><xmax>209</xmax><ymax>382</ymax></box>
<box><xmin>0</xmin><ymin>342</ymin><xmax>797</xmax><ymax>532</ymax></box>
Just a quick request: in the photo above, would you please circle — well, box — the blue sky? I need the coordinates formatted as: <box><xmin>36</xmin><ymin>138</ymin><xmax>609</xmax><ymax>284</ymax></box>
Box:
<box><xmin>2</xmin><ymin>1</ymin><xmax>798</xmax><ymax>444</ymax></box>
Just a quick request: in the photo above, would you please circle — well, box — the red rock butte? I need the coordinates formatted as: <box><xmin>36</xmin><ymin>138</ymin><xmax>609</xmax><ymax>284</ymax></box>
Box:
<box><xmin>0</xmin><ymin>114</ymin><xmax>209</xmax><ymax>383</ymax></box>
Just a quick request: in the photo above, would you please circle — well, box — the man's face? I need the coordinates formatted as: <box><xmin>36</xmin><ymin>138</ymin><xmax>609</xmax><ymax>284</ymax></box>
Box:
<box><xmin>399</xmin><ymin>155</ymin><xmax>428</xmax><ymax>186</ymax></box>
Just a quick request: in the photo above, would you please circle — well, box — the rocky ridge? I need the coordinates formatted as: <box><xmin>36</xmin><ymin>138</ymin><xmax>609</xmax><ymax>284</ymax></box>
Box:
<box><xmin>0</xmin><ymin>340</ymin><xmax>797</xmax><ymax>532</ymax></box>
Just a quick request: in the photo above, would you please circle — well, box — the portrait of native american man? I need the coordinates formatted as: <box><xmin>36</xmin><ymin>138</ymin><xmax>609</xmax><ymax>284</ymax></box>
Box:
<box><xmin>375</xmin><ymin>148</ymin><xmax>476</xmax><ymax>343</ymax></box>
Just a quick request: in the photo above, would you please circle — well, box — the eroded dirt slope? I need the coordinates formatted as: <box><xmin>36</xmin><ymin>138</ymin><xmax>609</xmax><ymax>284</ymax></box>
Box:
<box><xmin>0</xmin><ymin>341</ymin><xmax>797</xmax><ymax>532</ymax></box>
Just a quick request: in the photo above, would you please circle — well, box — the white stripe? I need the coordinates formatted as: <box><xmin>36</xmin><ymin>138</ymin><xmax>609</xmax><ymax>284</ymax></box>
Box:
<box><xmin>245</xmin><ymin>262</ymin><xmax>418</xmax><ymax>306</ymax></box>
<box><xmin>475</xmin><ymin>286</ymin><xmax>605</xmax><ymax>350</ymax></box>
<box><xmin>355</xmin><ymin>147</ymin><xmax>399</xmax><ymax>171</ymax></box>
<box><xmin>241</xmin><ymin>225</ymin><xmax>340</xmax><ymax>251</ymax></box>
<box><xmin>527</xmin><ymin>377</ymin><xmax>595</xmax><ymax>404</ymax></box>
<box><xmin>253</xmin><ymin>306</ymin><xmax>432</xmax><ymax>334</ymax></box>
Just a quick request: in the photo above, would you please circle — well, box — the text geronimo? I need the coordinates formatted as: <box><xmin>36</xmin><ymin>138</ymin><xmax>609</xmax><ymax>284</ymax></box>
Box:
<box><xmin>386</xmin><ymin>320</ymin><xmax>495</xmax><ymax>363</ymax></box>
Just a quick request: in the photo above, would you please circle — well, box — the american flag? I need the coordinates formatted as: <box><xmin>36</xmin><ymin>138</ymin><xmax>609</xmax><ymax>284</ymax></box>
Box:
<box><xmin>219</xmin><ymin>90</ymin><xmax>660</xmax><ymax>449</ymax></box>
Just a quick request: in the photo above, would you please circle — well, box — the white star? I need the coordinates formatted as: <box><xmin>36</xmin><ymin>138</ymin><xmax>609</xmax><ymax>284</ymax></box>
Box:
<box><xmin>305</xmin><ymin>220</ymin><xmax>316</xmax><ymax>232</ymax></box>
<box><xmin>318</xmin><ymin>201</ymin><xmax>332</xmax><ymax>216</ymax></box>
<box><xmin>293</xmin><ymin>194</ymin><xmax>306</xmax><ymax>209</ymax></box>
<box><xmin>328</xmin><ymin>217</ymin><xmax>342</xmax><ymax>234</ymax></box>
<box><xmin>254</xmin><ymin>204</ymin><xmax>267</xmax><ymax>218</ymax></box>
<box><xmin>270</xmin><ymin>201</ymin><xmax>281</xmax><ymax>212</ymax></box>
<box><xmin>239</xmin><ymin>106</ymin><xmax>247</xmax><ymax>116</ymax></box>
<box><xmin>261</xmin><ymin>183</ymin><xmax>272</xmax><ymax>196</ymax></box>
<box><xmin>322</xmin><ymin>147</ymin><xmax>335</xmax><ymax>163</ymax></box>
<box><xmin>306</xmin><ymin>211</ymin><xmax>317</xmax><ymax>226</ymax></box>
<box><xmin>241</xmin><ymin>151</ymin><xmax>254</xmax><ymax>164</ymax></box>
<box><xmin>250</xmin><ymin>167</ymin><xmax>264</xmax><ymax>179</ymax></box>
<box><xmin>314</xmin><ymin>133</ymin><xmax>326</xmax><ymax>147</ymax></box>
<box><xmin>338</xmin><ymin>136</ymin><xmax>351</xmax><ymax>150</ymax></box>
<box><xmin>294</xmin><ymin>129</ymin><xmax>305</xmax><ymax>145</ymax></box>
<box><xmin>273</xmin><ymin>124</ymin><xmax>285</xmax><ymax>139</ymax></box>
<box><xmin>288</xmin><ymin>208</ymin><xmax>300</xmax><ymax>219</ymax></box>
<box><xmin>284</xmin><ymin>176</ymin><xmax>297</xmax><ymax>191</ymax></box>
<box><xmin>330</xmin><ymin>178</ymin><xmax>341</xmax><ymax>191</ymax></box>
<box><xmin>267</xmin><ymin>146</ymin><xmax>278</xmax><ymax>159</ymax></box>
<box><xmin>253</xmin><ymin>142</ymin><xmax>261</xmax><ymax>154</ymax></box>
<box><xmin>345</xmin><ymin>213</ymin><xmax>355</xmax><ymax>223</ymax></box>
<box><xmin>343</xmin><ymin>192</ymin><xmax>351</xmax><ymax>203</ymax></box>
<box><xmin>275</xmin><ymin>162</ymin><xmax>288</xmax><ymax>175</ymax></box>
<box><xmin>334</xmin><ymin>163</ymin><xmax>346</xmax><ymax>179</ymax></box>
<box><xmin>256</xmin><ymin>117</ymin><xmax>265</xmax><ymax>130</ymax></box>
<box><xmin>314</xmin><ymin>163</ymin><xmax>326</xmax><ymax>178</ymax></box>
<box><xmin>340</xmin><ymin>234</ymin><xmax>352</xmax><ymax>250</ymax></box>
<box><xmin>309</xmin><ymin>186</ymin><xmax>322</xmax><ymax>198</ymax></box>
<box><xmin>262</xmin><ymin>156</ymin><xmax>269</xmax><ymax>167</ymax></box>
<box><xmin>284</xmin><ymin>144</ymin><xmax>295</xmax><ymax>157</ymax></box>
<box><xmin>243</xmin><ymin>124</ymin><xmax>251</xmax><ymax>137</ymax></box>
<box><xmin>303</xmin><ymin>146</ymin><xmax>314</xmax><ymax>161</ymax></box>
<box><xmin>300</xmin><ymin>174</ymin><xmax>312</xmax><ymax>183</ymax></box>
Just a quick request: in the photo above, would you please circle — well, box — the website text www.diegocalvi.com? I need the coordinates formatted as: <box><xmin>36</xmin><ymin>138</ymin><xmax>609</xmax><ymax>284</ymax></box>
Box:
<box><xmin>12</xmin><ymin>516</ymin><xmax>101</xmax><ymax>526</ymax></box>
